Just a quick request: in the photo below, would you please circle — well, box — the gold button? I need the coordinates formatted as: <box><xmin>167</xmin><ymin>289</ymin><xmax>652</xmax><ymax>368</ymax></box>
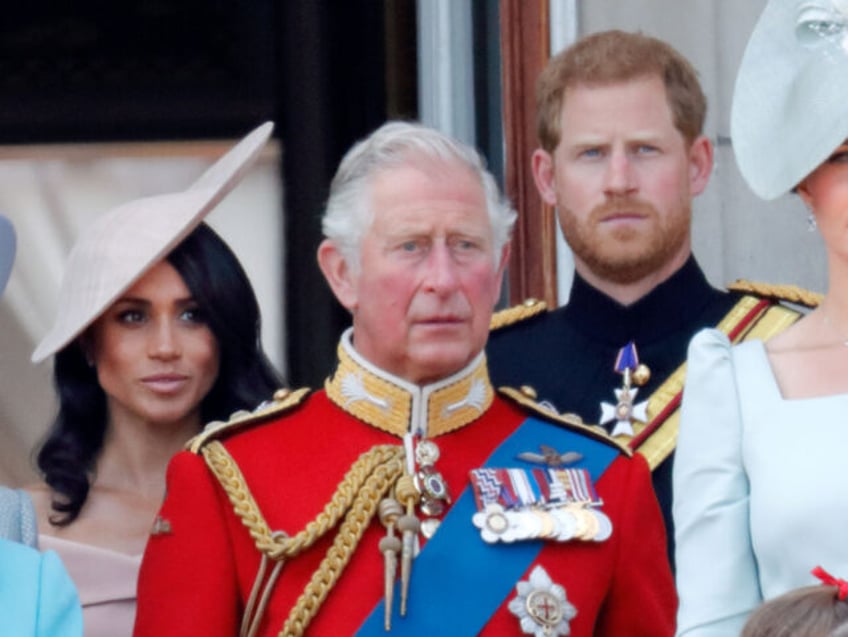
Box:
<box><xmin>519</xmin><ymin>385</ymin><xmax>538</xmax><ymax>399</ymax></box>
<box><xmin>273</xmin><ymin>388</ymin><xmax>291</xmax><ymax>401</ymax></box>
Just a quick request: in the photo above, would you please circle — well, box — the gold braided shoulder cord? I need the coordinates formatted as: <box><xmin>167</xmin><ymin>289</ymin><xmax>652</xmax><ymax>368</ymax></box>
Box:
<box><xmin>280</xmin><ymin>450</ymin><xmax>405</xmax><ymax>637</ymax></box>
<box><xmin>201</xmin><ymin>442</ymin><xmax>406</xmax><ymax>637</ymax></box>
<box><xmin>727</xmin><ymin>280</ymin><xmax>823</xmax><ymax>308</ymax></box>
<box><xmin>489</xmin><ymin>298</ymin><xmax>547</xmax><ymax>330</ymax></box>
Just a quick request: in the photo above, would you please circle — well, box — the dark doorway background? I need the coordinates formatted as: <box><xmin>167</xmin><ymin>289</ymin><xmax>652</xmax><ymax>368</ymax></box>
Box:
<box><xmin>0</xmin><ymin>2</ymin><xmax>516</xmax><ymax>390</ymax></box>
<box><xmin>0</xmin><ymin>1</ymin><xmax>419</xmax><ymax>388</ymax></box>
<box><xmin>280</xmin><ymin>1</ymin><xmax>418</xmax><ymax>388</ymax></box>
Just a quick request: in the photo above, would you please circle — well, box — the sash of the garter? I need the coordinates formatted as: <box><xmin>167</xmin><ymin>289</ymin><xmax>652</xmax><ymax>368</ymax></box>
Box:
<box><xmin>356</xmin><ymin>416</ymin><xmax>619</xmax><ymax>636</ymax></box>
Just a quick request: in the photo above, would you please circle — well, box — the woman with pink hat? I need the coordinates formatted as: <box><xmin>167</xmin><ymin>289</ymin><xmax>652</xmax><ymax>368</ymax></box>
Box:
<box><xmin>0</xmin><ymin>214</ymin><xmax>83</xmax><ymax>636</ymax></box>
<box><xmin>22</xmin><ymin>123</ymin><xmax>282</xmax><ymax>636</ymax></box>
<box><xmin>674</xmin><ymin>1</ymin><xmax>848</xmax><ymax>634</ymax></box>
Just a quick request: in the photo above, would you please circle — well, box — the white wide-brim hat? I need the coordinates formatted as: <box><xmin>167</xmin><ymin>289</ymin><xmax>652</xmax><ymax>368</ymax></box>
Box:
<box><xmin>732</xmin><ymin>0</ymin><xmax>848</xmax><ymax>200</ymax></box>
<box><xmin>32</xmin><ymin>121</ymin><xmax>274</xmax><ymax>363</ymax></box>
<box><xmin>0</xmin><ymin>215</ymin><xmax>16</xmax><ymax>297</ymax></box>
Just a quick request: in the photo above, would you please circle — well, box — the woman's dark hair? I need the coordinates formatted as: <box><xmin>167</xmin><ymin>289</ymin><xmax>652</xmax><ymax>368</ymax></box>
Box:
<box><xmin>36</xmin><ymin>222</ymin><xmax>283</xmax><ymax>525</ymax></box>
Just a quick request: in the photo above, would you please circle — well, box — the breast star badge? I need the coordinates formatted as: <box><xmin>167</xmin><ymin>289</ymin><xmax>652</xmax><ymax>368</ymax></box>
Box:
<box><xmin>508</xmin><ymin>565</ymin><xmax>577</xmax><ymax>636</ymax></box>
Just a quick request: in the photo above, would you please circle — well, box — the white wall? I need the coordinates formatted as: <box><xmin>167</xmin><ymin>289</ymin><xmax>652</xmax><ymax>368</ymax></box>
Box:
<box><xmin>572</xmin><ymin>0</ymin><xmax>827</xmax><ymax>295</ymax></box>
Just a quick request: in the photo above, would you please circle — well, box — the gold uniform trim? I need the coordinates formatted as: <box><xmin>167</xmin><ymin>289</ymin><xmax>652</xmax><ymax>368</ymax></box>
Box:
<box><xmin>498</xmin><ymin>386</ymin><xmax>632</xmax><ymax>457</ymax></box>
<box><xmin>202</xmin><ymin>439</ymin><xmax>406</xmax><ymax>637</ymax></box>
<box><xmin>490</xmin><ymin>298</ymin><xmax>547</xmax><ymax>330</ymax></box>
<box><xmin>627</xmin><ymin>292</ymin><xmax>810</xmax><ymax>469</ymax></box>
<box><xmin>728</xmin><ymin>279</ymin><xmax>823</xmax><ymax>308</ymax></box>
<box><xmin>186</xmin><ymin>387</ymin><xmax>311</xmax><ymax>454</ymax></box>
<box><xmin>324</xmin><ymin>329</ymin><xmax>494</xmax><ymax>438</ymax></box>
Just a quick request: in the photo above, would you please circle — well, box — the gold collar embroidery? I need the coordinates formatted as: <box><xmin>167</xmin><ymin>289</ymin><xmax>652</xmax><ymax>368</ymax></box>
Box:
<box><xmin>325</xmin><ymin>328</ymin><xmax>494</xmax><ymax>438</ymax></box>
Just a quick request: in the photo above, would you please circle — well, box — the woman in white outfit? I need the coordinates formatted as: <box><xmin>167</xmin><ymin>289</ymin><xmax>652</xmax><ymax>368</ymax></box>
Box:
<box><xmin>674</xmin><ymin>0</ymin><xmax>848</xmax><ymax>634</ymax></box>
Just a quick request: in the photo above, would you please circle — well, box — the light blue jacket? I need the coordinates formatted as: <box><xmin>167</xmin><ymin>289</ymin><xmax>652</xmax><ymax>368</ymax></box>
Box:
<box><xmin>0</xmin><ymin>487</ymin><xmax>37</xmax><ymax>547</ymax></box>
<box><xmin>0</xmin><ymin>538</ymin><xmax>82</xmax><ymax>636</ymax></box>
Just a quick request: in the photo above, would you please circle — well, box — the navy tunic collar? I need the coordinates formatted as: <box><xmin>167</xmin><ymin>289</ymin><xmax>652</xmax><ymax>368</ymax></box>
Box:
<box><xmin>563</xmin><ymin>257</ymin><xmax>724</xmax><ymax>346</ymax></box>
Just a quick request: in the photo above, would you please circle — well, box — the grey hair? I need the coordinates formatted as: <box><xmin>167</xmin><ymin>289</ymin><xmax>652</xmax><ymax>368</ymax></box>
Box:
<box><xmin>322</xmin><ymin>121</ymin><xmax>517</xmax><ymax>270</ymax></box>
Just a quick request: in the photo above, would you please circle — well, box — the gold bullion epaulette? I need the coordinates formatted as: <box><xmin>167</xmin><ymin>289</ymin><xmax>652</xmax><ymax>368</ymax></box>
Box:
<box><xmin>727</xmin><ymin>280</ymin><xmax>823</xmax><ymax>308</ymax></box>
<box><xmin>490</xmin><ymin>298</ymin><xmax>548</xmax><ymax>330</ymax></box>
<box><xmin>187</xmin><ymin>387</ymin><xmax>312</xmax><ymax>454</ymax></box>
<box><xmin>498</xmin><ymin>385</ymin><xmax>632</xmax><ymax>457</ymax></box>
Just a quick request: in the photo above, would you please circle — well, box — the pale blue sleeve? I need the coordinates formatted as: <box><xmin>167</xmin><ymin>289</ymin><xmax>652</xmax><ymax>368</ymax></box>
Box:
<box><xmin>0</xmin><ymin>486</ymin><xmax>38</xmax><ymax>547</ymax></box>
<box><xmin>36</xmin><ymin>550</ymin><xmax>83</xmax><ymax>637</ymax></box>
<box><xmin>673</xmin><ymin>328</ymin><xmax>762</xmax><ymax>637</ymax></box>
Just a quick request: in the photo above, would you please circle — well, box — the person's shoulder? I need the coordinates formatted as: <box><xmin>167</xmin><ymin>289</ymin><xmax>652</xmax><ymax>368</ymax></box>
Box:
<box><xmin>497</xmin><ymin>386</ymin><xmax>632</xmax><ymax>458</ymax></box>
<box><xmin>489</xmin><ymin>298</ymin><xmax>550</xmax><ymax>334</ymax></box>
<box><xmin>0</xmin><ymin>536</ymin><xmax>40</xmax><ymax>566</ymax></box>
<box><xmin>487</xmin><ymin>299</ymin><xmax>563</xmax><ymax>363</ymax></box>
<box><xmin>722</xmin><ymin>279</ymin><xmax>821</xmax><ymax>342</ymax></box>
<box><xmin>726</xmin><ymin>279</ymin><xmax>822</xmax><ymax>308</ymax></box>
<box><xmin>186</xmin><ymin>387</ymin><xmax>313</xmax><ymax>454</ymax></box>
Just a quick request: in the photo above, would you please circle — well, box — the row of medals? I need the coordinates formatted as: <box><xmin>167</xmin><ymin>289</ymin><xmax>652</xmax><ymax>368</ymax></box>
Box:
<box><xmin>408</xmin><ymin>438</ymin><xmax>613</xmax><ymax>544</ymax></box>
<box><xmin>483</xmin><ymin>502</ymin><xmax>612</xmax><ymax>543</ymax></box>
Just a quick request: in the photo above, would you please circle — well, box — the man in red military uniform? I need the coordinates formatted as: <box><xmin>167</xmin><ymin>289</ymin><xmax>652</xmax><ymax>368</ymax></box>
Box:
<box><xmin>134</xmin><ymin>122</ymin><xmax>675</xmax><ymax>636</ymax></box>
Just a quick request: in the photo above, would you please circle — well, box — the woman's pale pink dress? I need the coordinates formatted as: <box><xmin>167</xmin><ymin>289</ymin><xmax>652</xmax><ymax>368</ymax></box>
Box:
<box><xmin>40</xmin><ymin>535</ymin><xmax>140</xmax><ymax>637</ymax></box>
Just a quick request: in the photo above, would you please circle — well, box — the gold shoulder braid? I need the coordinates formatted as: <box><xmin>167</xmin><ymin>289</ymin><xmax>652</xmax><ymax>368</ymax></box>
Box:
<box><xmin>187</xmin><ymin>387</ymin><xmax>311</xmax><ymax>454</ymax></box>
<box><xmin>497</xmin><ymin>386</ymin><xmax>632</xmax><ymax>456</ymax></box>
<box><xmin>202</xmin><ymin>440</ymin><xmax>406</xmax><ymax>637</ymax></box>
<box><xmin>727</xmin><ymin>280</ymin><xmax>823</xmax><ymax>308</ymax></box>
<box><xmin>489</xmin><ymin>298</ymin><xmax>547</xmax><ymax>330</ymax></box>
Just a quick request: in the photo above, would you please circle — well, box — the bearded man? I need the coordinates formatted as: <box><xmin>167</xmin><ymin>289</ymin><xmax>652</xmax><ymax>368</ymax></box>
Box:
<box><xmin>487</xmin><ymin>30</ymin><xmax>805</xmax><ymax>567</ymax></box>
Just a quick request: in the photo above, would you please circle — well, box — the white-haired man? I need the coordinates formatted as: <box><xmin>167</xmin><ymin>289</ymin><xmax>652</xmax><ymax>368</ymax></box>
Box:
<box><xmin>134</xmin><ymin>122</ymin><xmax>675</xmax><ymax>637</ymax></box>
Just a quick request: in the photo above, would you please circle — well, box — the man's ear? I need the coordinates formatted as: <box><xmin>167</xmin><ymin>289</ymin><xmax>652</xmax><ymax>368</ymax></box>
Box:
<box><xmin>688</xmin><ymin>135</ymin><xmax>714</xmax><ymax>197</ymax></box>
<box><xmin>317</xmin><ymin>239</ymin><xmax>358</xmax><ymax>311</ymax></box>
<box><xmin>531</xmin><ymin>148</ymin><xmax>558</xmax><ymax>206</ymax></box>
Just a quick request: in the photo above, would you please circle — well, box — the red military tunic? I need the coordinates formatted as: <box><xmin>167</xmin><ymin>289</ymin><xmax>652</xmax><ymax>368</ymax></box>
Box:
<box><xmin>134</xmin><ymin>337</ymin><xmax>675</xmax><ymax>636</ymax></box>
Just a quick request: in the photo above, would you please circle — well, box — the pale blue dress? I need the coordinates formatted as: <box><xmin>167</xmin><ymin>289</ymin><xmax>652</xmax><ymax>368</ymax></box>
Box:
<box><xmin>0</xmin><ymin>537</ymin><xmax>83</xmax><ymax>636</ymax></box>
<box><xmin>673</xmin><ymin>328</ymin><xmax>848</xmax><ymax>637</ymax></box>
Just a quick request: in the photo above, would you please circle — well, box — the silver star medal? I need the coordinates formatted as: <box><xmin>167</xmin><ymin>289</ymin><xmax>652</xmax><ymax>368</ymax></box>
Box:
<box><xmin>599</xmin><ymin>341</ymin><xmax>649</xmax><ymax>437</ymax></box>
<box><xmin>471</xmin><ymin>503</ymin><xmax>522</xmax><ymax>543</ymax></box>
<box><xmin>509</xmin><ymin>565</ymin><xmax>577</xmax><ymax>636</ymax></box>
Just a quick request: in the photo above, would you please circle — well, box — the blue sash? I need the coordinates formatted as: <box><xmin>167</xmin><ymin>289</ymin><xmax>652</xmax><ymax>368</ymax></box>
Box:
<box><xmin>356</xmin><ymin>416</ymin><xmax>619</xmax><ymax>635</ymax></box>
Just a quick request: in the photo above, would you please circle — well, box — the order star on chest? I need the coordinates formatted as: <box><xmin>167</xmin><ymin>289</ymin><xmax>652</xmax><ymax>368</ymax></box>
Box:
<box><xmin>508</xmin><ymin>565</ymin><xmax>577</xmax><ymax>637</ymax></box>
<box><xmin>599</xmin><ymin>341</ymin><xmax>650</xmax><ymax>437</ymax></box>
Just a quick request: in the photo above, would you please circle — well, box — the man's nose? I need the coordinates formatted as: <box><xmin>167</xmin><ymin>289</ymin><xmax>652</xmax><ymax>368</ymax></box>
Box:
<box><xmin>422</xmin><ymin>244</ymin><xmax>461</xmax><ymax>293</ymax></box>
<box><xmin>603</xmin><ymin>149</ymin><xmax>637</xmax><ymax>195</ymax></box>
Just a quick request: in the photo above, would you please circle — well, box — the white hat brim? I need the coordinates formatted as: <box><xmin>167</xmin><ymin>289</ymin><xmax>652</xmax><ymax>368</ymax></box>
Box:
<box><xmin>731</xmin><ymin>0</ymin><xmax>848</xmax><ymax>200</ymax></box>
<box><xmin>31</xmin><ymin>121</ymin><xmax>274</xmax><ymax>363</ymax></box>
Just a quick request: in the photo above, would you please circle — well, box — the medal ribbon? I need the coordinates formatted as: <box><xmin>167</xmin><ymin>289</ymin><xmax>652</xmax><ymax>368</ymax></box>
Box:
<box><xmin>356</xmin><ymin>416</ymin><xmax>619</xmax><ymax>636</ymax></box>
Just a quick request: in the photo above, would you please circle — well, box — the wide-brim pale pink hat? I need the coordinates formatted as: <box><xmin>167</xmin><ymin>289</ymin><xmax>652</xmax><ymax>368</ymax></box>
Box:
<box><xmin>32</xmin><ymin>121</ymin><xmax>274</xmax><ymax>363</ymax></box>
<box><xmin>0</xmin><ymin>215</ymin><xmax>15</xmax><ymax>297</ymax></box>
<box><xmin>731</xmin><ymin>0</ymin><xmax>848</xmax><ymax>200</ymax></box>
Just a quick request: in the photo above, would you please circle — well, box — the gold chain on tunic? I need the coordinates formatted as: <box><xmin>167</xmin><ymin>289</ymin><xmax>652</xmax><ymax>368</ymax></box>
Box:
<box><xmin>202</xmin><ymin>441</ymin><xmax>406</xmax><ymax>637</ymax></box>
